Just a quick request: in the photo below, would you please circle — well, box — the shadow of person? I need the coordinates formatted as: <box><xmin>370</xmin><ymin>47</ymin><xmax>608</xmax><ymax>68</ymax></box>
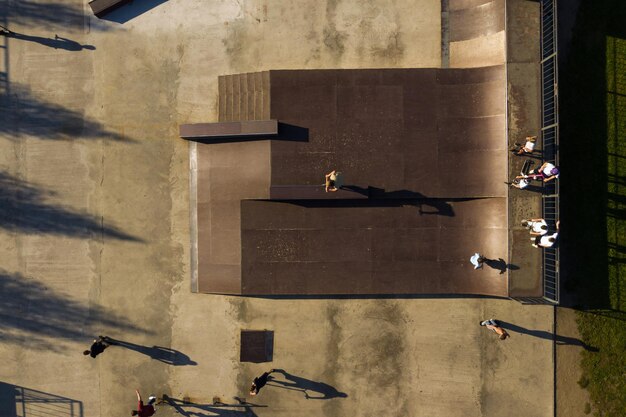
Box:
<box><xmin>338</xmin><ymin>185</ymin><xmax>371</xmax><ymax>197</ymax></box>
<box><xmin>267</xmin><ymin>369</ymin><xmax>348</xmax><ymax>400</ymax></box>
<box><xmin>506</xmin><ymin>263</ymin><xmax>520</xmax><ymax>271</ymax></box>
<box><xmin>497</xmin><ymin>322</ymin><xmax>599</xmax><ymax>352</ymax></box>
<box><xmin>2</xmin><ymin>31</ymin><xmax>95</xmax><ymax>51</ymax></box>
<box><xmin>416</xmin><ymin>200</ymin><xmax>454</xmax><ymax>216</ymax></box>
<box><xmin>484</xmin><ymin>258</ymin><xmax>508</xmax><ymax>274</ymax></box>
<box><xmin>365</xmin><ymin>187</ymin><xmax>456</xmax><ymax>216</ymax></box>
<box><xmin>107</xmin><ymin>338</ymin><xmax>197</xmax><ymax>365</ymax></box>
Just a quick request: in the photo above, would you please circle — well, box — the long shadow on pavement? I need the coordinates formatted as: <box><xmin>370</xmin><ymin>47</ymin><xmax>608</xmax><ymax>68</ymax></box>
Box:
<box><xmin>3</xmin><ymin>31</ymin><xmax>95</xmax><ymax>51</ymax></box>
<box><xmin>0</xmin><ymin>83</ymin><xmax>131</xmax><ymax>142</ymax></box>
<box><xmin>0</xmin><ymin>171</ymin><xmax>141</xmax><ymax>241</ymax></box>
<box><xmin>108</xmin><ymin>339</ymin><xmax>197</xmax><ymax>365</ymax></box>
<box><xmin>266</xmin><ymin>369</ymin><xmax>347</xmax><ymax>400</ymax></box>
<box><xmin>498</xmin><ymin>321</ymin><xmax>599</xmax><ymax>351</ymax></box>
<box><xmin>0</xmin><ymin>271</ymin><xmax>148</xmax><ymax>351</ymax></box>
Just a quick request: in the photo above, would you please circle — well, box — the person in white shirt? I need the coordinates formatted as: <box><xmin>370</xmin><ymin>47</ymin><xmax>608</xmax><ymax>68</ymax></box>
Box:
<box><xmin>510</xmin><ymin>136</ymin><xmax>537</xmax><ymax>156</ymax></box>
<box><xmin>532</xmin><ymin>233</ymin><xmax>557</xmax><ymax>248</ymax></box>
<box><xmin>531</xmin><ymin>220</ymin><xmax>559</xmax><ymax>248</ymax></box>
<box><xmin>527</xmin><ymin>162</ymin><xmax>560</xmax><ymax>181</ymax></box>
<box><xmin>515</xmin><ymin>161</ymin><xmax>560</xmax><ymax>183</ymax></box>
<box><xmin>470</xmin><ymin>253</ymin><xmax>486</xmax><ymax>269</ymax></box>
<box><xmin>522</xmin><ymin>218</ymin><xmax>548</xmax><ymax>236</ymax></box>
<box><xmin>507</xmin><ymin>177</ymin><xmax>529</xmax><ymax>189</ymax></box>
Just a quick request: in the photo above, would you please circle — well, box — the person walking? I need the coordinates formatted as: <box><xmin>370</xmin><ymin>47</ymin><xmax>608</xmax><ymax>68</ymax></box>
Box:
<box><xmin>324</xmin><ymin>170</ymin><xmax>343</xmax><ymax>192</ymax></box>
<box><xmin>470</xmin><ymin>253</ymin><xmax>486</xmax><ymax>269</ymax></box>
<box><xmin>132</xmin><ymin>390</ymin><xmax>156</xmax><ymax>416</ymax></box>
<box><xmin>480</xmin><ymin>319</ymin><xmax>509</xmax><ymax>340</ymax></box>
<box><xmin>250</xmin><ymin>369</ymin><xmax>276</xmax><ymax>396</ymax></box>
<box><xmin>83</xmin><ymin>335</ymin><xmax>113</xmax><ymax>358</ymax></box>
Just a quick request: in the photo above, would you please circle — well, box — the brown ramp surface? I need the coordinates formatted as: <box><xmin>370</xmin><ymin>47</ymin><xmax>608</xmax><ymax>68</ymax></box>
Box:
<box><xmin>269</xmin><ymin>67</ymin><xmax>506</xmax><ymax>198</ymax></box>
<box><xmin>241</xmin><ymin>198</ymin><xmax>508</xmax><ymax>296</ymax></box>
<box><xmin>197</xmin><ymin>66</ymin><xmax>511</xmax><ymax>296</ymax></box>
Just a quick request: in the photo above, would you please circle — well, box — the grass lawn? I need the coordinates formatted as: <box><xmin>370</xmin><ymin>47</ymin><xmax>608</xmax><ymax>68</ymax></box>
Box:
<box><xmin>559</xmin><ymin>1</ymin><xmax>626</xmax><ymax>416</ymax></box>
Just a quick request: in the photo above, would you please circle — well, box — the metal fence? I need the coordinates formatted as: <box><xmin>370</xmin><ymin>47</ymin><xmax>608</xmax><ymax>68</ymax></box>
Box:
<box><xmin>540</xmin><ymin>0</ymin><xmax>559</xmax><ymax>304</ymax></box>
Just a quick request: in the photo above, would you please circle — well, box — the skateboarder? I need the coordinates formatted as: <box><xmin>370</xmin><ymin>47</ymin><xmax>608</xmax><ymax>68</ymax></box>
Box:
<box><xmin>470</xmin><ymin>253</ymin><xmax>486</xmax><ymax>269</ymax></box>
<box><xmin>324</xmin><ymin>170</ymin><xmax>344</xmax><ymax>192</ymax></box>
<box><xmin>250</xmin><ymin>369</ymin><xmax>276</xmax><ymax>396</ymax></box>
<box><xmin>480</xmin><ymin>319</ymin><xmax>509</xmax><ymax>340</ymax></box>
<box><xmin>83</xmin><ymin>335</ymin><xmax>113</xmax><ymax>358</ymax></box>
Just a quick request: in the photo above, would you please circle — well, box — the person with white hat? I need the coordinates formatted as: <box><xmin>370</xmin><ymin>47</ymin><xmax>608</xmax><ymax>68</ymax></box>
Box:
<box><xmin>132</xmin><ymin>390</ymin><xmax>157</xmax><ymax>416</ymax></box>
<box><xmin>469</xmin><ymin>253</ymin><xmax>486</xmax><ymax>269</ymax></box>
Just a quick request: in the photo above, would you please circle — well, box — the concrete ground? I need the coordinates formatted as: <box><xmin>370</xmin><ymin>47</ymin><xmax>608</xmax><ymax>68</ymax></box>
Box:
<box><xmin>0</xmin><ymin>1</ymin><xmax>553</xmax><ymax>416</ymax></box>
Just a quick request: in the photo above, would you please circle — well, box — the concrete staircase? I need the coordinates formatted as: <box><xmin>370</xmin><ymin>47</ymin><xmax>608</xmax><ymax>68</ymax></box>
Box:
<box><xmin>218</xmin><ymin>71</ymin><xmax>271</xmax><ymax>122</ymax></box>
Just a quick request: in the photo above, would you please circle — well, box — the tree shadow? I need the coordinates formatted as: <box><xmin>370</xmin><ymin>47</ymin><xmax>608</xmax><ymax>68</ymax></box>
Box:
<box><xmin>497</xmin><ymin>321</ymin><xmax>599</xmax><ymax>351</ymax></box>
<box><xmin>100</xmin><ymin>0</ymin><xmax>170</xmax><ymax>24</ymax></box>
<box><xmin>0</xmin><ymin>83</ymin><xmax>131</xmax><ymax>142</ymax></box>
<box><xmin>266</xmin><ymin>369</ymin><xmax>347</xmax><ymax>400</ymax></box>
<box><xmin>0</xmin><ymin>270</ymin><xmax>148</xmax><ymax>351</ymax></box>
<box><xmin>607</xmin><ymin>242</ymin><xmax>626</xmax><ymax>254</ymax></box>
<box><xmin>107</xmin><ymin>339</ymin><xmax>197</xmax><ymax>366</ymax></box>
<box><xmin>0</xmin><ymin>382</ymin><xmax>83</xmax><ymax>417</ymax></box>
<box><xmin>2</xmin><ymin>0</ymin><xmax>110</xmax><ymax>32</ymax></box>
<box><xmin>161</xmin><ymin>395</ymin><xmax>263</xmax><ymax>417</ymax></box>
<box><xmin>4</xmin><ymin>32</ymin><xmax>95</xmax><ymax>51</ymax></box>
<box><xmin>0</xmin><ymin>171</ymin><xmax>142</xmax><ymax>241</ymax></box>
<box><xmin>583</xmin><ymin>309</ymin><xmax>626</xmax><ymax>322</ymax></box>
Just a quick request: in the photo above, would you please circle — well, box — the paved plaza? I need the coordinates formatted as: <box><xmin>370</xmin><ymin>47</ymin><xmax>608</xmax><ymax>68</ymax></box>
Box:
<box><xmin>0</xmin><ymin>1</ymin><xmax>554</xmax><ymax>416</ymax></box>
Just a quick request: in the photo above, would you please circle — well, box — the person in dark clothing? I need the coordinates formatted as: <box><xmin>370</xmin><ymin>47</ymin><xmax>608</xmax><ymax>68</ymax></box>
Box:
<box><xmin>0</xmin><ymin>24</ymin><xmax>14</xmax><ymax>36</ymax></box>
<box><xmin>132</xmin><ymin>390</ymin><xmax>156</xmax><ymax>416</ymax></box>
<box><xmin>250</xmin><ymin>369</ymin><xmax>276</xmax><ymax>396</ymax></box>
<box><xmin>83</xmin><ymin>336</ymin><xmax>113</xmax><ymax>358</ymax></box>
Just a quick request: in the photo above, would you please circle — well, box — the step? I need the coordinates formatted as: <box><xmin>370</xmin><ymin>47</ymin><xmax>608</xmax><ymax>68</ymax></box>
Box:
<box><xmin>232</xmin><ymin>73</ymin><xmax>240</xmax><ymax>122</ymax></box>
<box><xmin>253</xmin><ymin>72</ymin><xmax>263</xmax><ymax>120</ymax></box>
<box><xmin>262</xmin><ymin>71</ymin><xmax>271</xmax><ymax>120</ymax></box>
<box><xmin>247</xmin><ymin>72</ymin><xmax>255</xmax><ymax>120</ymax></box>
<box><xmin>222</xmin><ymin>74</ymin><xmax>234</xmax><ymax>122</ymax></box>
<box><xmin>239</xmin><ymin>73</ymin><xmax>248</xmax><ymax>121</ymax></box>
<box><xmin>179</xmin><ymin>120</ymin><xmax>278</xmax><ymax>139</ymax></box>
<box><xmin>218</xmin><ymin>76</ymin><xmax>226</xmax><ymax>121</ymax></box>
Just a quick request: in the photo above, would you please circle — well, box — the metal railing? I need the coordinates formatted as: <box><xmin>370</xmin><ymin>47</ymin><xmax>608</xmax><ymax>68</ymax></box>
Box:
<box><xmin>540</xmin><ymin>0</ymin><xmax>559</xmax><ymax>304</ymax></box>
